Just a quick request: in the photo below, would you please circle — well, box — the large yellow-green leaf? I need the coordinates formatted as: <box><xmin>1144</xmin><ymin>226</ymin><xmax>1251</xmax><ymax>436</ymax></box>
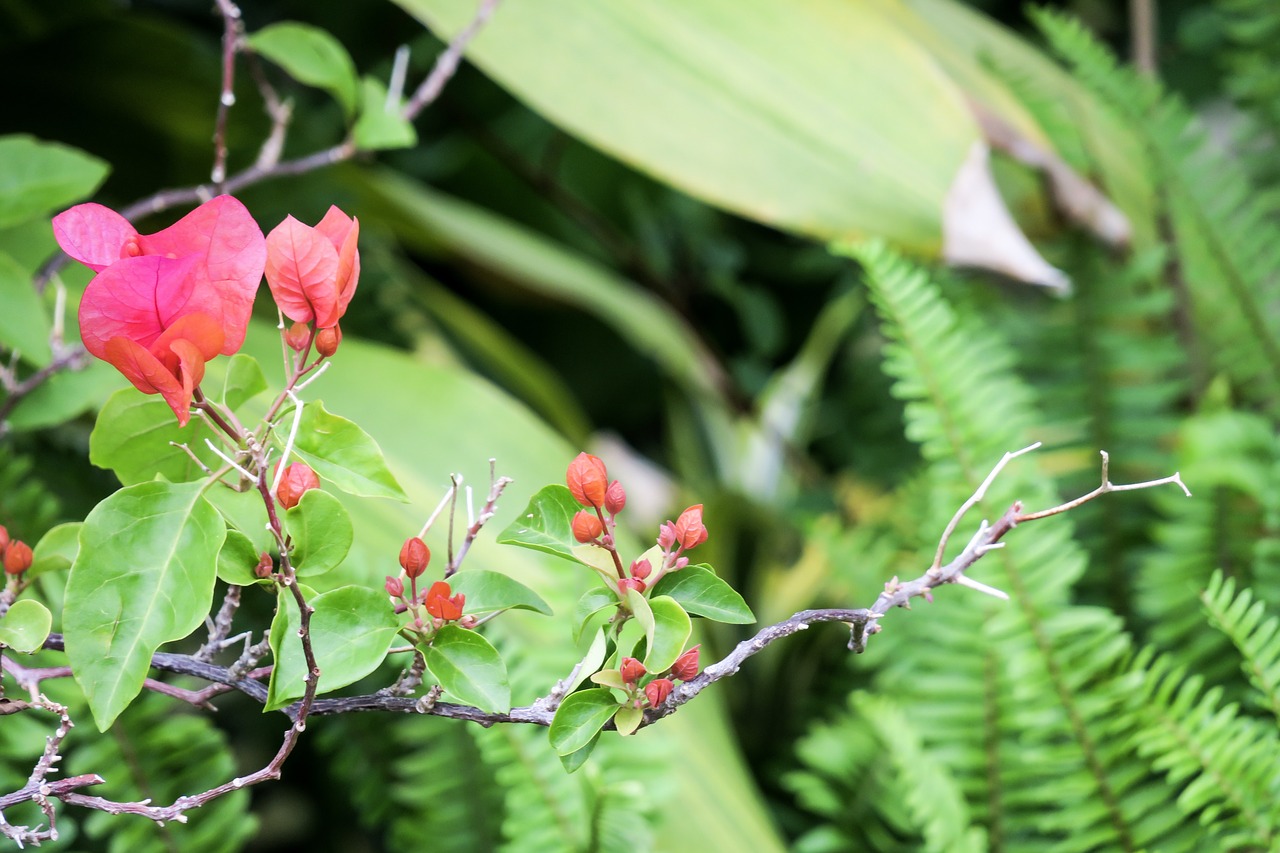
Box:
<box><xmin>400</xmin><ymin>0</ymin><xmax>977</xmax><ymax>254</ymax></box>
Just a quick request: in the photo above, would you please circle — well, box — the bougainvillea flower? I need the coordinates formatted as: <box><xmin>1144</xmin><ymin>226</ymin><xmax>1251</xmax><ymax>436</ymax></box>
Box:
<box><xmin>424</xmin><ymin>580</ymin><xmax>465</xmax><ymax>621</ymax></box>
<box><xmin>55</xmin><ymin>196</ymin><xmax>267</xmax><ymax>355</ymax></box>
<box><xmin>673</xmin><ymin>505</ymin><xmax>708</xmax><ymax>550</ymax></box>
<box><xmin>566</xmin><ymin>453</ymin><xmax>609</xmax><ymax>508</ymax></box>
<box><xmin>264</xmin><ymin>207</ymin><xmax>360</xmax><ymax>329</ymax></box>
<box><xmin>103</xmin><ymin>309</ymin><xmax>225</xmax><ymax>426</ymax></box>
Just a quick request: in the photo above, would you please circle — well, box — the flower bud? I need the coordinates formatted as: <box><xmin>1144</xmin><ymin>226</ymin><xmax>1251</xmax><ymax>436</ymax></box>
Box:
<box><xmin>619</xmin><ymin>657</ymin><xmax>646</xmax><ymax>684</ymax></box>
<box><xmin>566</xmin><ymin>452</ymin><xmax>608</xmax><ymax>508</ymax></box>
<box><xmin>284</xmin><ymin>322</ymin><xmax>312</xmax><ymax>352</ymax></box>
<box><xmin>254</xmin><ymin>551</ymin><xmax>274</xmax><ymax>579</ymax></box>
<box><xmin>3</xmin><ymin>540</ymin><xmax>32</xmax><ymax>575</ymax></box>
<box><xmin>657</xmin><ymin>522</ymin><xmax>676</xmax><ymax>551</ymax></box>
<box><xmin>673</xmin><ymin>557</ymin><xmax>689</xmax><ymax>571</ymax></box>
<box><xmin>277</xmin><ymin>462</ymin><xmax>320</xmax><ymax>510</ymax></box>
<box><xmin>571</xmin><ymin>510</ymin><xmax>603</xmax><ymax>543</ymax></box>
<box><xmin>670</xmin><ymin>645</ymin><xmax>701</xmax><ymax>681</ymax></box>
<box><xmin>399</xmin><ymin>536</ymin><xmax>431</xmax><ymax>579</ymax></box>
<box><xmin>673</xmin><ymin>504</ymin><xmax>708</xmax><ymax>549</ymax></box>
<box><xmin>618</xmin><ymin>577</ymin><xmax>646</xmax><ymax>595</ymax></box>
<box><xmin>458</xmin><ymin>614</ymin><xmax>478</xmax><ymax>629</ymax></box>
<box><xmin>604</xmin><ymin>480</ymin><xmax>626</xmax><ymax>515</ymax></box>
<box><xmin>630</xmin><ymin>558</ymin><xmax>652</xmax><ymax>580</ymax></box>
<box><xmin>425</xmin><ymin>580</ymin><xmax>465</xmax><ymax>621</ymax></box>
<box><xmin>644</xmin><ymin>678</ymin><xmax>673</xmax><ymax>707</ymax></box>
<box><xmin>0</xmin><ymin>525</ymin><xmax>9</xmax><ymax>553</ymax></box>
<box><xmin>385</xmin><ymin>575</ymin><xmax>405</xmax><ymax>598</ymax></box>
<box><xmin>316</xmin><ymin>324</ymin><xmax>342</xmax><ymax>358</ymax></box>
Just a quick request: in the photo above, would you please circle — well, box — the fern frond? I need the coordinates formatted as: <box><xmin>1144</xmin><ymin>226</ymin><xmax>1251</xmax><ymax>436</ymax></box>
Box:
<box><xmin>1127</xmin><ymin>647</ymin><xmax>1280</xmax><ymax>849</ymax></box>
<box><xmin>846</xmin><ymin>240</ymin><xmax>1205</xmax><ymax>852</ymax></box>
<box><xmin>1216</xmin><ymin>0</ymin><xmax>1280</xmax><ymax>194</ymax></box>
<box><xmin>1201</xmin><ymin>570</ymin><xmax>1280</xmax><ymax>721</ymax></box>
<box><xmin>1033</xmin><ymin>8</ymin><xmax>1280</xmax><ymax>414</ymax></box>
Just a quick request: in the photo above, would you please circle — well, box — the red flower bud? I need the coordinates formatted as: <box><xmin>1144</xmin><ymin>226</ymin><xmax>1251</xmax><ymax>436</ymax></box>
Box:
<box><xmin>425</xmin><ymin>580</ymin><xmax>465</xmax><ymax>621</ymax></box>
<box><xmin>284</xmin><ymin>321</ymin><xmax>312</xmax><ymax>353</ymax></box>
<box><xmin>0</xmin><ymin>525</ymin><xmax>9</xmax><ymax>553</ymax></box>
<box><xmin>604</xmin><ymin>480</ymin><xmax>626</xmax><ymax>515</ymax></box>
<box><xmin>276</xmin><ymin>462</ymin><xmax>319</xmax><ymax>510</ymax></box>
<box><xmin>315</xmin><ymin>324</ymin><xmax>342</xmax><ymax>358</ymax></box>
<box><xmin>644</xmin><ymin>678</ymin><xmax>673</xmax><ymax>707</ymax></box>
<box><xmin>630</xmin><ymin>558</ymin><xmax>652</xmax><ymax>580</ymax></box>
<box><xmin>618</xmin><ymin>577</ymin><xmax>646</xmax><ymax>595</ymax></box>
<box><xmin>566</xmin><ymin>452</ymin><xmax>608</xmax><ymax>508</ymax></box>
<box><xmin>254</xmin><ymin>551</ymin><xmax>274</xmax><ymax>579</ymax></box>
<box><xmin>673</xmin><ymin>504</ymin><xmax>708</xmax><ymax>549</ymax></box>
<box><xmin>670</xmin><ymin>645</ymin><xmax>701</xmax><ymax>681</ymax></box>
<box><xmin>619</xmin><ymin>657</ymin><xmax>646</xmax><ymax>684</ymax></box>
<box><xmin>3</xmin><ymin>540</ymin><xmax>32</xmax><ymax>575</ymax></box>
<box><xmin>385</xmin><ymin>575</ymin><xmax>405</xmax><ymax>598</ymax></box>
<box><xmin>657</xmin><ymin>522</ymin><xmax>676</xmax><ymax>551</ymax></box>
<box><xmin>399</xmin><ymin>536</ymin><xmax>430</xmax><ymax>579</ymax></box>
<box><xmin>571</xmin><ymin>511</ymin><xmax>603</xmax><ymax>543</ymax></box>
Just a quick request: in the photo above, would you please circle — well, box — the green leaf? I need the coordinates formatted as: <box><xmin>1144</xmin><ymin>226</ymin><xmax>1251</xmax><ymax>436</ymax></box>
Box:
<box><xmin>645</xmin><ymin>595</ymin><xmax>692</xmax><ymax>673</ymax></box>
<box><xmin>0</xmin><ymin>599</ymin><xmax>52</xmax><ymax>653</ymax></box>
<box><xmin>4</xmin><ymin>359</ymin><xmax>120</xmax><ymax>433</ymax></box>
<box><xmin>590</xmin><ymin>669</ymin><xmax>627</xmax><ymax>690</ymax></box>
<box><xmin>557</xmin><ymin>733</ymin><xmax>599</xmax><ymax>773</ymax></box>
<box><xmin>0</xmin><ymin>252</ymin><xmax>50</xmax><ymax>365</ymax></box>
<box><xmin>448</xmin><ymin>569</ymin><xmax>552</xmax><ymax>616</ymax></box>
<box><xmin>549</xmin><ymin>688</ymin><xmax>620</xmax><ymax>755</ymax></box>
<box><xmin>614</xmin><ymin>704</ymin><xmax>643</xmax><ymax>737</ymax></box>
<box><xmin>219</xmin><ymin>354</ymin><xmax>268</xmax><ymax>411</ymax></box>
<box><xmin>573</xmin><ymin>587</ymin><xmax>617</xmax><ymax>643</ymax></box>
<box><xmin>64</xmin><ymin>482</ymin><xmax>224</xmax><ymax>729</ymax></box>
<box><xmin>216</xmin><ymin>529</ymin><xmax>263</xmax><ymax>586</ymax></box>
<box><xmin>0</xmin><ymin>135</ymin><xmax>108</xmax><ymax>228</ymax></box>
<box><xmin>90</xmin><ymin>389</ymin><xmax>217</xmax><ymax>485</ymax></box>
<box><xmin>496</xmin><ymin>485</ymin><xmax>584</xmax><ymax>564</ymax></box>
<box><xmin>246</xmin><ymin>22</ymin><xmax>358</xmax><ymax>116</ymax></box>
<box><xmin>352</xmin><ymin>76</ymin><xmax>417</xmax><ymax>150</ymax></box>
<box><xmin>204</xmin><ymin>485</ymin><xmax>273</xmax><ymax>554</ymax></box>
<box><xmin>626</xmin><ymin>587</ymin><xmax>655</xmax><ymax>656</ymax></box>
<box><xmin>28</xmin><ymin>522</ymin><xmax>81</xmax><ymax>579</ymax></box>
<box><xmin>566</xmin><ymin>627</ymin><xmax>608</xmax><ymax>695</ymax></box>
<box><xmin>280</xmin><ymin>401</ymin><xmax>408</xmax><ymax>501</ymax></box>
<box><xmin>651</xmin><ymin>564</ymin><xmax>755</xmax><ymax>624</ymax></box>
<box><xmin>421</xmin><ymin>624</ymin><xmax>511</xmax><ymax>712</ymax></box>
<box><xmin>285</xmin><ymin>488</ymin><xmax>353</xmax><ymax>577</ymax></box>
<box><xmin>267</xmin><ymin>584</ymin><xmax>399</xmax><ymax>710</ymax></box>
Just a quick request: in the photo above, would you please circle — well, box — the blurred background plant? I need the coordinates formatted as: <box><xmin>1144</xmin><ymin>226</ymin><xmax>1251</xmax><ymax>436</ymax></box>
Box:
<box><xmin>3</xmin><ymin>0</ymin><xmax>1280</xmax><ymax>850</ymax></box>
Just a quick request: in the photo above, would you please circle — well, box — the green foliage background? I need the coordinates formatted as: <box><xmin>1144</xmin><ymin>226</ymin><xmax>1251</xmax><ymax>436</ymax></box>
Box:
<box><xmin>3</xmin><ymin>0</ymin><xmax>1280</xmax><ymax>850</ymax></box>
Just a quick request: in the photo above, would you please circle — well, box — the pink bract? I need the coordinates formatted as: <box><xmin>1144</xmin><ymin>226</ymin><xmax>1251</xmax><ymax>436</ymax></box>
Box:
<box><xmin>264</xmin><ymin>206</ymin><xmax>360</xmax><ymax>329</ymax></box>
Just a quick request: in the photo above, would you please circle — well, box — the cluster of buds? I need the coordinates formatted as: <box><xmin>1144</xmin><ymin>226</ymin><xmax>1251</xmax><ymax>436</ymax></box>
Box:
<box><xmin>1</xmin><ymin>526</ymin><xmax>32</xmax><ymax>576</ymax></box>
<box><xmin>566</xmin><ymin>453</ymin><xmax>709</xmax><ymax>599</ymax></box>
<box><xmin>386</xmin><ymin>536</ymin><xmax>473</xmax><ymax>631</ymax></box>
<box><xmin>276</xmin><ymin>462</ymin><xmax>320</xmax><ymax>510</ymax></box>
<box><xmin>603</xmin><ymin>644</ymin><xmax>701</xmax><ymax>713</ymax></box>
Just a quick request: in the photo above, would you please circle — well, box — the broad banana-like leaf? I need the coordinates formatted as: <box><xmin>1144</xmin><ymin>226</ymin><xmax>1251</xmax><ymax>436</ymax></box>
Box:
<box><xmin>397</xmin><ymin>0</ymin><xmax>1078</xmax><ymax>287</ymax></box>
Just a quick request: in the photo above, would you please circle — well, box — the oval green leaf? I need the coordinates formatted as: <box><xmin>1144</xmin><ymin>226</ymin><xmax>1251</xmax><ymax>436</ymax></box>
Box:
<box><xmin>0</xmin><ymin>135</ymin><xmax>108</xmax><ymax>228</ymax></box>
<box><xmin>496</xmin><ymin>484</ymin><xmax>583</xmax><ymax>564</ymax></box>
<box><xmin>0</xmin><ymin>252</ymin><xmax>50</xmax><ymax>365</ymax></box>
<box><xmin>90</xmin><ymin>389</ymin><xmax>217</xmax><ymax>485</ymax></box>
<box><xmin>549</xmin><ymin>688</ymin><xmax>620</xmax><ymax>755</ymax></box>
<box><xmin>0</xmin><ymin>599</ymin><xmax>53</xmax><ymax>653</ymax></box>
<box><xmin>614</xmin><ymin>704</ymin><xmax>643</xmax><ymax>737</ymax></box>
<box><xmin>29</xmin><ymin>522</ymin><xmax>81</xmax><ymax>580</ymax></box>
<box><xmin>645</xmin><ymin>595</ymin><xmax>692</xmax><ymax>673</ymax></box>
<box><xmin>421</xmin><ymin>624</ymin><xmax>511</xmax><ymax>712</ymax></box>
<box><xmin>219</xmin><ymin>353</ymin><xmax>268</xmax><ymax>411</ymax></box>
<box><xmin>558</xmin><ymin>733</ymin><xmax>599</xmax><ymax>774</ymax></box>
<box><xmin>64</xmin><ymin>481</ymin><xmax>225</xmax><ymax>730</ymax></box>
<box><xmin>625</xmin><ymin>587</ymin><xmax>654</xmax><ymax>655</ymax></box>
<box><xmin>216</xmin><ymin>529</ymin><xmax>263</xmax><ymax>586</ymax></box>
<box><xmin>566</xmin><ymin>627</ymin><xmax>608</xmax><ymax>695</ymax></box>
<box><xmin>651</xmin><ymin>564</ymin><xmax>755</xmax><ymax>624</ymax></box>
<box><xmin>246</xmin><ymin>22</ymin><xmax>358</xmax><ymax>116</ymax></box>
<box><xmin>204</xmin><ymin>484</ymin><xmax>273</xmax><ymax>554</ymax></box>
<box><xmin>280</xmin><ymin>401</ymin><xmax>408</xmax><ymax>501</ymax></box>
<box><xmin>266</xmin><ymin>584</ymin><xmax>400</xmax><ymax>711</ymax></box>
<box><xmin>285</xmin><ymin>489</ymin><xmax>353</xmax><ymax>577</ymax></box>
<box><xmin>448</xmin><ymin>569</ymin><xmax>552</xmax><ymax>616</ymax></box>
<box><xmin>573</xmin><ymin>587</ymin><xmax>617</xmax><ymax>643</ymax></box>
<box><xmin>353</xmin><ymin>76</ymin><xmax>417</xmax><ymax>150</ymax></box>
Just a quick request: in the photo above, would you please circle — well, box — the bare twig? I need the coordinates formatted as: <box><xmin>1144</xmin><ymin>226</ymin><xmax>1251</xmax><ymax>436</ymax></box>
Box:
<box><xmin>401</xmin><ymin>0</ymin><xmax>502</xmax><ymax>121</ymax></box>
<box><xmin>211</xmin><ymin>0</ymin><xmax>244</xmax><ymax>187</ymax></box>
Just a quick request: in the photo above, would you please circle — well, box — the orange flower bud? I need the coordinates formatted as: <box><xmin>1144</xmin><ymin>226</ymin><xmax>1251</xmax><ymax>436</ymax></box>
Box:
<box><xmin>284</xmin><ymin>321</ymin><xmax>312</xmax><ymax>353</ymax></box>
<box><xmin>566</xmin><ymin>452</ymin><xmax>608</xmax><ymax>508</ymax></box>
<box><xmin>673</xmin><ymin>504</ymin><xmax>708</xmax><ymax>550</ymax></box>
<box><xmin>670</xmin><ymin>645</ymin><xmax>701</xmax><ymax>681</ymax></box>
<box><xmin>385</xmin><ymin>575</ymin><xmax>405</xmax><ymax>598</ymax></box>
<box><xmin>644</xmin><ymin>678</ymin><xmax>673</xmax><ymax>707</ymax></box>
<box><xmin>619</xmin><ymin>657</ymin><xmax>646</xmax><ymax>684</ymax></box>
<box><xmin>571</xmin><ymin>510</ymin><xmax>603</xmax><ymax>543</ymax></box>
<box><xmin>315</xmin><ymin>324</ymin><xmax>342</xmax><ymax>358</ymax></box>
<box><xmin>604</xmin><ymin>480</ymin><xmax>626</xmax><ymax>515</ymax></box>
<box><xmin>399</xmin><ymin>536</ymin><xmax>431</xmax><ymax>579</ymax></box>
<box><xmin>425</xmin><ymin>580</ymin><xmax>465</xmax><ymax>621</ymax></box>
<box><xmin>3</xmin><ymin>540</ymin><xmax>32</xmax><ymax>575</ymax></box>
<box><xmin>276</xmin><ymin>462</ymin><xmax>320</xmax><ymax>510</ymax></box>
<box><xmin>254</xmin><ymin>551</ymin><xmax>274</xmax><ymax>579</ymax></box>
<box><xmin>0</xmin><ymin>525</ymin><xmax>9</xmax><ymax>553</ymax></box>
